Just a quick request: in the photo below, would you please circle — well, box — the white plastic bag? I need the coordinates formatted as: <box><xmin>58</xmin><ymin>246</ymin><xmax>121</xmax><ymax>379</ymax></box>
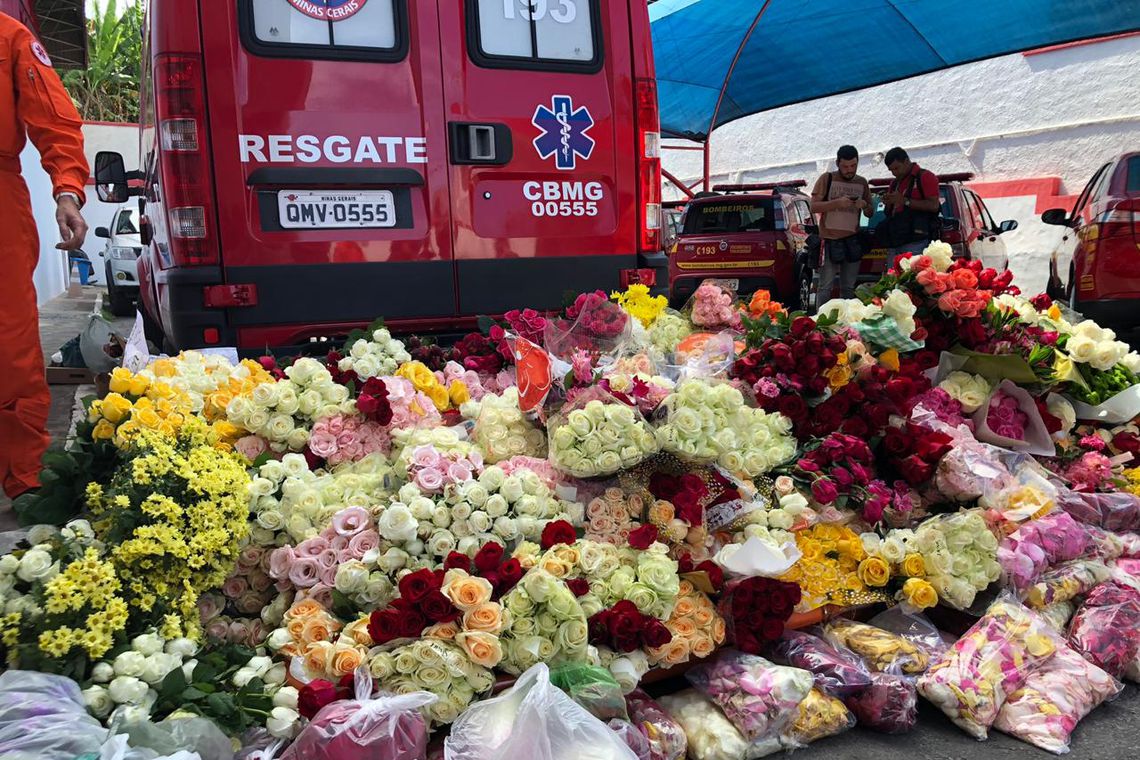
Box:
<box><xmin>0</xmin><ymin>670</ymin><xmax>108</xmax><ymax>759</ymax></box>
<box><xmin>444</xmin><ymin>663</ymin><xmax>638</xmax><ymax>760</ymax></box>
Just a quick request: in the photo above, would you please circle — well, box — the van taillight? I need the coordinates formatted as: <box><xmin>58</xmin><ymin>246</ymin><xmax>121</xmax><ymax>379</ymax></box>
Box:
<box><xmin>635</xmin><ymin>78</ymin><xmax>662</xmax><ymax>254</ymax></box>
<box><xmin>1098</xmin><ymin>202</ymin><xmax>1140</xmax><ymax>238</ymax></box>
<box><xmin>155</xmin><ymin>54</ymin><xmax>218</xmax><ymax>266</ymax></box>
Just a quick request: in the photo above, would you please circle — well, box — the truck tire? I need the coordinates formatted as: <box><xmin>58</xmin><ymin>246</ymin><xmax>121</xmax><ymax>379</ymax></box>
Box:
<box><xmin>795</xmin><ymin>264</ymin><xmax>816</xmax><ymax>314</ymax></box>
<box><xmin>106</xmin><ymin>264</ymin><xmax>135</xmax><ymax>317</ymax></box>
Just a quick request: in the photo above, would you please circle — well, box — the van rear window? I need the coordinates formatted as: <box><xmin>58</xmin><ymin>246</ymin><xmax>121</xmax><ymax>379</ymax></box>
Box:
<box><xmin>683</xmin><ymin>201</ymin><xmax>775</xmax><ymax>234</ymax></box>
<box><xmin>472</xmin><ymin>0</ymin><xmax>599</xmax><ymax>68</ymax></box>
<box><xmin>1127</xmin><ymin>157</ymin><xmax>1140</xmax><ymax>194</ymax></box>
<box><xmin>245</xmin><ymin>0</ymin><xmax>402</xmax><ymax>57</ymax></box>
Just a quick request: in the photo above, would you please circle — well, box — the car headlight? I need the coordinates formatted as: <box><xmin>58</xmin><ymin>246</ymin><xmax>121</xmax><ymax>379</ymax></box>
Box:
<box><xmin>109</xmin><ymin>246</ymin><xmax>139</xmax><ymax>260</ymax></box>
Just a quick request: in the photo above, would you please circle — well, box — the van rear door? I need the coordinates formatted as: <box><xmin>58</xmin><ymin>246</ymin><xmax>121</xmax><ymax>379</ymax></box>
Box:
<box><xmin>438</xmin><ymin>0</ymin><xmax>638</xmax><ymax>315</ymax></box>
<box><xmin>199</xmin><ymin>0</ymin><xmax>455</xmax><ymax>344</ymax></box>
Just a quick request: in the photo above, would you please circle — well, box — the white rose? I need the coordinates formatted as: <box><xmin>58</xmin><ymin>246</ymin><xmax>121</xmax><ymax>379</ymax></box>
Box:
<box><xmin>26</xmin><ymin>525</ymin><xmax>58</xmax><ymax>545</ymax></box>
<box><xmin>767</xmin><ymin>509</ymin><xmax>794</xmax><ymax>531</ymax></box>
<box><xmin>231</xmin><ymin>667</ymin><xmax>258</xmax><ymax>688</ymax></box>
<box><xmin>484</xmin><ymin>494</ymin><xmax>509</xmax><ymax>518</ymax></box>
<box><xmin>297</xmin><ymin>389</ymin><xmax>322</xmax><ymax>417</ymax></box>
<box><xmin>0</xmin><ymin>555</ymin><xmax>18</xmax><ymax>575</ymax></box>
<box><xmin>493</xmin><ymin>516</ymin><xmax>520</xmax><ymax>541</ymax></box>
<box><xmin>83</xmin><ymin>685</ymin><xmax>113</xmax><ymax>719</ymax></box>
<box><xmin>264</xmin><ymin>663</ymin><xmax>287</xmax><ymax>686</ymax></box>
<box><xmin>91</xmin><ymin>662</ymin><xmax>115</xmax><ymax>683</ymax></box>
<box><xmin>468</xmin><ymin>511</ymin><xmax>493</xmax><ymax>534</ymax></box>
<box><xmin>108</xmin><ymin>676</ymin><xmax>148</xmax><ymax>705</ymax></box>
<box><xmin>1091</xmin><ymin>343</ymin><xmax>1123</xmax><ymax>372</ymax></box>
<box><xmin>1067</xmin><ymin>335</ymin><xmax>1097</xmax><ymax>364</ymax></box>
<box><xmin>247</xmin><ymin>655</ymin><xmax>274</xmax><ymax>676</ymax></box>
<box><xmin>377</xmin><ymin>504</ymin><xmax>419</xmax><ymax>543</ymax></box>
<box><xmin>377</xmin><ymin>547</ymin><xmax>411</xmax><ymax>574</ymax></box>
<box><xmin>267</xmin><ymin>706</ymin><xmax>300</xmax><ymax>739</ymax></box>
<box><xmin>281</xmin><ymin>453</ymin><xmax>310</xmax><ymax>478</ymax></box>
<box><xmin>114</xmin><ymin>650</ymin><xmax>148</xmax><ymax>678</ymax></box>
<box><xmin>17</xmin><ymin>549</ymin><xmax>55</xmax><ymax>583</ymax></box>
<box><xmin>1122</xmin><ymin>352</ymin><xmax>1140</xmax><ymax>375</ymax></box>
<box><xmin>247</xmin><ymin>409</ymin><xmax>271</xmax><ymax>433</ymax></box>
<box><xmin>273</xmin><ymin>686</ymin><xmax>299</xmax><ymax>710</ymax></box>
<box><xmin>266</xmin><ymin>629</ymin><xmax>292</xmax><ymax>651</ymax></box>
<box><xmin>131</xmin><ymin>632</ymin><xmax>165</xmax><ymax>656</ymax></box>
<box><xmin>276</xmin><ymin>388</ymin><xmax>300</xmax><ymax>416</ymax></box>
<box><xmin>142</xmin><ymin>653</ymin><xmax>181</xmax><ymax>685</ymax></box>
<box><xmin>335</xmin><ymin>560</ymin><xmax>370</xmax><ymax>595</ymax></box>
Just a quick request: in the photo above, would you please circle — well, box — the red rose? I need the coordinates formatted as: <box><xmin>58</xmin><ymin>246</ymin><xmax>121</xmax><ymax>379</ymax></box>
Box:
<box><xmin>399</xmin><ymin>609</ymin><xmax>428</xmax><ymax>639</ymax></box>
<box><xmin>761</xmin><ymin>619</ymin><xmax>786</xmax><ymax>642</ymax></box>
<box><xmin>777</xmin><ymin>395</ymin><xmax>809</xmax><ymax>421</ymax></box>
<box><xmin>540</xmin><ymin>520</ymin><xmax>577</xmax><ymax>550</ymax></box>
<box><xmin>444</xmin><ymin>551</ymin><xmax>472</xmax><ymax>572</ymax></box>
<box><xmin>807</xmin><ymin>376</ymin><xmax>829</xmax><ymax>395</ymax></box>
<box><xmin>745</xmin><ymin>609</ymin><xmax>768</xmax><ymax>630</ymax></box>
<box><xmin>628</xmin><ymin>524</ymin><xmax>659</xmax><ymax>550</ymax></box>
<box><xmin>474</xmin><ymin>542</ymin><xmax>505</xmax><ymax>573</ymax></box>
<box><xmin>696</xmin><ymin>560</ymin><xmax>724</xmax><ymax>591</ymax></box>
<box><xmin>608</xmin><ymin>609</ymin><xmax>644</xmax><ymax>653</ymax></box>
<box><xmin>882</xmin><ymin>428</ymin><xmax>912</xmax><ymax>457</ymax></box>
<box><xmin>810</xmin><ymin>478</ymin><xmax>839</xmax><ymax>505</ymax></box>
<box><xmin>790</xmin><ymin>316</ymin><xmax>816</xmax><ymax>338</ymax></box>
<box><xmin>422</xmin><ymin>591</ymin><xmax>458</xmax><ymax>624</ymax></box>
<box><xmin>498</xmin><ymin>558</ymin><xmax>524</xmax><ymax>586</ymax></box>
<box><xmin>677</xmin><ymin>554</ymin><xmax>695</xmax><ymax>574</ymax></box>
<box><xmin>641</xmin><ymin>619</ymin><xmax>673</xmax><ymax>649</ymax></box>
<box><xmin>768</xmin><ymin>591</ymin><xmax>791</xmax><ymax>617</ymax></box>
<box><xmin>735</xmin><ymin>629</ymin><xmax>760</xmax><ymax>655</ymax></box>
<box><xmin>566</xmin><ymin>578</ymin><xmax>590</xmax><ymax>597</ymax></box>
<box><xmin>914</xmin><ymin>431</ymin><xmax>953</xmax><ymax>463</ymax></box>
<box><xmin>885</xmin><ymin>377</ymin><xmax>915</xmax><ymax>404</ymax></box>
<box><xmin>298</xmin><ymin>679</ymin><xmax>339</xmax><ymax>720</ymax></box>
<box><xmin>398</xmin><ymin>568</ymin><xmax>438</xmax><ymax>603</ymax></box>
<box><xmin>367</xmin><ymin>608</ymin><xmax>403</xmax><ymax>646</ymax></box>
<box><xmin>1114</xmin><ymin>432</ymin><xmax>1140</xmax><ymax>455</ymax></box>
<box><xmin>897</xmin><ymin>454</ymin><xmax>935</xmax><ymax>486</ymax></box>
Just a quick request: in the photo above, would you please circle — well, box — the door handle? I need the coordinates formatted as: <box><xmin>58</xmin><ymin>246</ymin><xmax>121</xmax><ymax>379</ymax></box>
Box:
<box><xmin>448</xmin><ymin>122</ymin><xmax>513</xmax><ymax>165</ymax></box>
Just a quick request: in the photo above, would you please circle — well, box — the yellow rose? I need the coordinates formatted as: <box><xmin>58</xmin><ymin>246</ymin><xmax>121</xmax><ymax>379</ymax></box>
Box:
<box><xmin>901</xmin><ymin>554</ymin><xmax>926</xmax><ymax>578</ymax></box>
<box><xmin>149</xmin><ymin>358</ymin><xmax>176</xmax><ymax>377</ymax></box>
<box><xmin>108</xmin><ymin>368</ymin><xmax>133</xmax><ymax>395</ymax></box>
<box><xmin>442</xmin><ymin>572</ymin><xmax>494</xmax><ymax>612</ymax></box>
<box><xmin>100</xmin><ymin>393</ymin><xmax>132</xmax><ymax>424</ymax></box>
<box><xmin>553</xmin><ymin>546</ymin><xmax>581</xmax><ymax>568</ymax></box>
<box><xmin>92</xmin><ymin>419</ymin><xmax>116</xmax><ymax>441</ymax></box>
<box><xmin>539</xmin><ymin>555</ymin><xmax>572</xmax><ymax>579</ymax></box>
<box><xmin>449</xmin><ymin>381</ymin><xmax>470</xmax><ymax>406</ymax></box>
<box><xmin>857</xmin><ymin>557</ymin><xmax>890</xmax><ymax>588</ymax></box>
<box><xmin>127</xmin><ymin>375</ymin><xmax>150</xmax><ymax>397</ymax></box>
<box><xmin>330</xmin><ymin>644</ymin><xmax>365</xmax><ymax>677</ymax></box>
<box><xmin>427</xmin><ymin>384</ymin><xmax>450</xmax><ymax>411</ymax></box>
<box><xmin>463</xmin><ymin>602</ymin><xmax>506</xmax><ymax>635</ymax></box>
<box><xmin>134</xmin><ymin>407</ymin><xmax>163</xmax><ymax>430</ymax></box>
<box><xmin>901</xmin><ymin>578</ymin><xmax>938</xmax><ymax>610</ymax></box>
<box><xmin>878</xmin><ymin>349</ymin><xmax>900</xmax><ymax>372</ymax></box>
<box><xmin>455</xmin><ymin>631</ymin><xmax>502</xmax><ymax>668</ymax></box>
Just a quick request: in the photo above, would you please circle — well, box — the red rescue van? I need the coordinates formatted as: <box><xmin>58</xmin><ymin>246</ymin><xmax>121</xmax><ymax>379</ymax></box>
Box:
<box><xmin>95</xmin><ymin>0</ymin><xmax>662</xmax><ymax>351</ymax></box>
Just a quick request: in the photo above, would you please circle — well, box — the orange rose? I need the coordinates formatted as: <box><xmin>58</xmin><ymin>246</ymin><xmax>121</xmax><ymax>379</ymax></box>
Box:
<box><xmin>341</xmin><ymin>618</ymin><xmax>374</xmax><ymax>647</ymax></box>
<box><xmin>677</xmin><ymin>579</ymin><xmax>695</xmax><ymax>597</ymax></box>
<box><xmin>303</xmin><ymin>641</ymin><xmax>335</xmax><ymax>675</ymax></box>
<box><xmin>692</xmin><ymin>607</ymin><xmax>713</xmax><ymax>627</ymax></box>
<box><xmin>301</xmin><ymin>617</ymin><xmax>336</xmax><ymax>644</ymax></box>
<box><xmin>442</xmin><ymin>571</ymin><xmax>493</xmax><ymax>612</ymax></box>
<box><xmin>287</xmin><ymin>599</ymin><xmax>326</xmax><ymax>620</ymax></box>
<box><xmin>463</xmin><ymin>602</ymin><xmax>506</xmax><ymax>634</ymax></box>
<box><xmin>673</xmin><ymin>597</ymin><xmax>696</xmax><ymax>618</ymax></box>
<box><xmin>330</xmin><ymin>644</ymin><xmax>365</xmax><ymax>678</ymax></box>
<box><xmin>424</xmin><ymin>621</ymin><xmax>460</xmax><ymax>640</ymax></box>
<box><xmin>671</xmin><ymin>618</ymin><xmax>698</xmax><ymax>640</ymax></box>
<box><xmin>660</xmin><ymin>640</ymin><xmax>690</xmax><ymax>666</ymax></box>
<box><xmin>691</xmin><ymin>633</ymin><xmax>716</xmax><ymax>659</ymax></box>
<box><xmin>286</xmin><ymin>618</ymin><xmax>306</xmax><ymax>640</ymax></box>
<box><xmin>455</xmin><ymin>631</ymin><xmax>503</xmax><ymax>668</ymax></box>
<box><xmin>712</xmin><ymin>616</ymin><xmax>727</xmax><ymax>644</ymax></box>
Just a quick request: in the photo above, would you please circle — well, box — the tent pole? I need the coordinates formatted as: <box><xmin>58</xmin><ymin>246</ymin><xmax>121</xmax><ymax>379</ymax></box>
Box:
<box><xmin>705</xmin><ymin>0</ymin><xmax>773</xmax><ymax>144</ymax></box>
<box><xmin>703</xmin><ymin>141</ymin><xmax>710</xmax><ymax>192</ymax></box>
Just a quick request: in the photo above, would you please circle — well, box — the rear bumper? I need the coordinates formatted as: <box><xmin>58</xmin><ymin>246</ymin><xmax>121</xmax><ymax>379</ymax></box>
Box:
<box><xmin>156</xmin><ymin>266</ymin><xmax>235</xmax><ymax>350</ymax></box>
<box><xmin>1074</xmin><ymin>298</ymin><xmax>1140</xmax><ymax>329</ymax></box>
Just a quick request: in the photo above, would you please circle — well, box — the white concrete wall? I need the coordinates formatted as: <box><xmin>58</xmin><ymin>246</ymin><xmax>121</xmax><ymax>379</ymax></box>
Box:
<box><xmin>662</xmin><ymin>34</ymin><xmax>1140</xmax><ymax>296</ymax></box>
<box><xmin>25</xmin><ymin>122</ymin><xmax>138</xmax><ymax>303</ymax></box>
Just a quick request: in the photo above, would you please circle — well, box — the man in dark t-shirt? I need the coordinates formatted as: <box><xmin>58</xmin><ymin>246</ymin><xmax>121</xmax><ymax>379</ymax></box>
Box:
<box><xmin>882</xmin><ymin>146</ymin><xmax>940</xmax><ymax>269</ymax></box>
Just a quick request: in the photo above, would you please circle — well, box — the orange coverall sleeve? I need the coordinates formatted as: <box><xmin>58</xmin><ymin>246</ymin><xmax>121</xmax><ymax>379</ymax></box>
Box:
<box><xmin>10</xmin><ymin>21</ymin><xmax>89</xmax><ymax>203</ymax></box>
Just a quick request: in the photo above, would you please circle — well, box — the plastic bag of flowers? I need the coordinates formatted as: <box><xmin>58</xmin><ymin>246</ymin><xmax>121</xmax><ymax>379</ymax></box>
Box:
<box><xmin>841</xmin><ymin>672</ymin><xmax>918</xmax><ymax>734</ymax></box>
<box><xmin>0</xmin><ymin>671</ymin><xmax>108</xmax><ymax>760</ymax></box>
<box><xmin>443</xmin><ymin>663</ymin><xmax>639</xmax><ymax>760</ymax></box>
<box><xmin>816</xmin><ymin>618</ymin><xmax>930</xmax><ymax>677</ymax></box>
<box><xmin>547</xmin><ymin>385</ymin><xmax>658</xmax><ymax>478</ymax></box>
<box><xmin>280</xmin><ymin>666</ymin><xmax>434</xmax><ymax>760</ymax></box>
<box><xmin>992</xmin><ymin>645</ymin><xmax>1122</xmax><ymax>754</ymax></box>
<box><xmin>866</xmin><ymin>605</ymin><xmax>951</xmax><ymax>663</ymax></box>
<box><xmin>765</xmin><ymin>629</ymin><xmax>872</xmax><ymax>697</ymax></box>
<box><xmin>1056</xmin><ymin>488</ymin><xmax>1140</xmax><ymax>532</ymax></box>
<box><xmin>624</xmin><ymin>689</ymin><xmax>688</xmax><ymax>760</ymax></box>
<box><xmin>916</xmin><ymin>594</ymin><xmax>1065</xmax><ymax>740</ymax></box>
<box><xmin>780</xmin><ymin>688</ymin><xmax>855</xmax><ymax>748</ymax></box>
<box><xmin>467</xmin><ymin>387</ymin><xmax>547</xmax><ymax>464</ymax></box>
<box><xmin>717</xmin><ymin>577</ymin><xmax>802</xmax><ymax>654</ymax></box>
<box><xmin>996</xmin><ymin>510</ymin><xmax>1090</xmax><ymax>592</ymax></box>
<box><xmin>607</xmin><ymin>719</ymin><xmax>655</xmax><ymax>760</ymax></box>
<box><xmin>545</xmin><ymin>290</ymin><xmax>633</xmax><ymax>364</ymax></box>
<box><xmin>684</xmin><ymin>650</ymin><xmax>813</xmax><ymax>751</ymax></box>
<box><xmin>657</xmin><ymin>689</ymin><xmax>751</xmax><ymax>760</ymax></box>
<box><xmin>1024</xmin><ymin>559</ymin><xmax>1111</xmax><ymax>609</ymax></box>
<box><xmin>682</xmin><ymin>279</ymin><xmax>743</xmax><ymax>331</ymax></box>
<box><xmin>550</xmin><ymin>664</ymin><xmax>629</xmax><ymax>722</ymax></box>
<box><xmin>647</xmin><ymin>308</ymin><xmax>693</xmax><ymax>358</ymax></box>
<box><xmin>1066</xmin><ymin>579</ymin><xmax>1140</xmax><ymax>679</ymax></box>
<box><xmin>658</xmin><ymin>331</ymin><xmax>740</xmax><ymax>382</ymax></box>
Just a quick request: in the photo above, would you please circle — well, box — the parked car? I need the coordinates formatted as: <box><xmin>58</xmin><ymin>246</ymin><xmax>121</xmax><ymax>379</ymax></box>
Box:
<box><xmin>662</xmin><ymin>201</ymin><xmax>685</xmax><ymax>253</ymax></box>
<box><xmin>799</xmin><ymin>173</ymin><xmax>1017</xmax><ymax>308</ymax></box>
<box><xmin>93</xmin><ymin>0</ymin><xmax>662</xmax><ymax>352</ymax></box>
<box><xmin>1044</xmin><ymin>152</ymin><xmax>1140</xmax><ymax>328</ymax></box>
<box><xmin>93</xmin><ymin>207</ymin><xmax>142</xmax><ymax>317</ymax></box>
<box><xmin>667</xmin><ymin>182</ymin><xmax>813</xmax><ymax>308</ymax></box>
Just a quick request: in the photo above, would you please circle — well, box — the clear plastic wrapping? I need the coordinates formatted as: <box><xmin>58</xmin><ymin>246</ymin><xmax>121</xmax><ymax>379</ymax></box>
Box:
<box><xmin>997</xmin><ymin>511</ymin><xmax>1091</xmax><ymax>591</ymax></box>
<box><xmin>1057</xmin><ymin>489</ymin><xmax>1140</xmax><ymax>532</ymax></box>
<box><xmin>550</xmin><ymin>664</ymin><xmax>629</xmax><ymax>722</ymax></box>
<box><xmin>766</xmin><ymin>630</ymin><xmax>872</xmax><ymax>697</ymax></box>
<box><xmin>1066</xmin><ymin>580</ymin><xmax>1140</xmax><ymax>679</ymax></box>
<box><xmin>781</xmin><ymin>688</ymin><xmax>854</xmax><ymax>746</ymax></box>
<box><xmin>658</xmin><ymin>689</ymin><xmax>750</xmax><ymax>760</ymax></box>
<box><xmin>1025</xmin><ymin>559</ymin><xmax>1111</xmax><ymax>609</ymax></box>
<box><xmin>0</xmin><ymin>671</ymin><xmax>108</xmax><ymax>760</ymax></box>
<box><xmin>842</xmin><ymin>672</ymin><xmax>918</xmax><ymax>734</ymax></box>
<box><xmin>817</xmin><ymin>619</ymin><xmax>929</xmax><ymax>676</ymax></box>
<box><xmin>625</xmin><ymin>690</ymin><xmax>687</xmax><ymax>760</ymax></box>
<box><xmin>548</xmin><ymin>387</ymin><xmax>658</xmax><ymax>478</ymax></box>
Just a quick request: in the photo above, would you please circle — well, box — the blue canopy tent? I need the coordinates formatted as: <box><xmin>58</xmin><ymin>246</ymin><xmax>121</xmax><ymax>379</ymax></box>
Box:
<box><xmin>650</xmin><ymin>0</ymin><xmax>1140</xmax><ymax>191</ymax></box>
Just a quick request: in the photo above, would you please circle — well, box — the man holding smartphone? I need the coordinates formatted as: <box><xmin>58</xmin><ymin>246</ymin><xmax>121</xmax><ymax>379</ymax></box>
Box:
<box><xmin>881</xmin><ymin>146</ymin><xmax>941</xmax><ymax>269</ymax></box>
<box><xmin>810</xmin><ymin>145</ymin><xmax>872</xmax><ymax>301</ymax></box>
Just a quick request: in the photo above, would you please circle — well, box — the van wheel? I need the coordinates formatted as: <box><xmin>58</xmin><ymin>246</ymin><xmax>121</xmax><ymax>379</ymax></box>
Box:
<box><xmin>795</xmin><ymin>266</ymin><xmax>816</xmax><ymax>314</ymax></box>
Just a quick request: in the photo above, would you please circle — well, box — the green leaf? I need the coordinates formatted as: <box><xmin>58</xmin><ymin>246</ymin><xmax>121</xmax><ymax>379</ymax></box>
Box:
<box><xmin>182</xmin><ymin>686</ymin><xmax>208</xmax><ymax>701</ymax></box>
<box><xmin>191</xmin><ymin>682</ymin><xmax>216</xmax><ymax>694</ymax></box>
<box><xmin>159</xmin><ymin>666</ymin><xmax>189</xmax><ymax>700</ymax></box>
<box><xmin>331</xmin><ymin>589</ymin><xmax>357</xmax><ymax>620</ymax></box>
<box><xmin>206</xmin><ymin>692</ymin><xmax>238</xmax><ymax>717</ymax></box>
<box><xmin>476</xmin><ymin>315</ymin><xmax>497</xmax><ymax>335</ymax></box>
<box><xmin>250</xmin><ymin>451</ymin><xmax>272</xmax><ymax>469</ymax></box>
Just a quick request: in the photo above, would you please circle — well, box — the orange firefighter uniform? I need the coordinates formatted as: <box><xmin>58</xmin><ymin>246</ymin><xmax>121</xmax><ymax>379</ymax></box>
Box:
<box><xmin>0</xmin><ymin>13</ymin><xmax>88</xmax><ymax>497</ymax></box>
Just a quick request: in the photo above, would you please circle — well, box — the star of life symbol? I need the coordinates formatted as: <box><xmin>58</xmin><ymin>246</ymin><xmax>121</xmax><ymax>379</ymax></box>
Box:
<box><xmin>532</xmin><ymin>95</ymin><xmax>595</xmax><ymax>171</ymax></box>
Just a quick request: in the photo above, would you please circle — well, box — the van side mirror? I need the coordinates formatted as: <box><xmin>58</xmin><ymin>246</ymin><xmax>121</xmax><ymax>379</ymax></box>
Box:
<box><xmin>95</xmin><ymin>151</ymin><xmax>129</xmax><ymax>203</ymax></box>
<box><xmin>941</xmin><ymin>217</ymin><xmax>961</xmax><ymax>231</ymax></box>
<box><xmin>1041</xmin><ymin>208</ymin><xmax>1070</xmax><ymax>226</ymax></box>
<box><xmin>999</xmin><ymin>219</ymin><xmax>1018</xmax><ymax>233</ymax></box>
<box><xmin>94</xmin><ymin>226</ymin><xmax>110</xmax><ymax>239</ymax></box>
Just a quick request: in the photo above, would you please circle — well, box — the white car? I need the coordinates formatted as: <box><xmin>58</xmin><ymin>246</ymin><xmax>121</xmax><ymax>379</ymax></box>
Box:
<box><xmin>94</xmin><ymin>207</ymin><xmax>142</xmax><ymax>316</ymax></box>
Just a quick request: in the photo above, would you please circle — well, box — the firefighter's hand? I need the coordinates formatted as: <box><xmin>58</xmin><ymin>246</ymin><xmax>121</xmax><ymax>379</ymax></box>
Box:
<box><xmin>55</xmin><ymin>196</ymin><xmax>88</xmax><ymax>251</ymax></box>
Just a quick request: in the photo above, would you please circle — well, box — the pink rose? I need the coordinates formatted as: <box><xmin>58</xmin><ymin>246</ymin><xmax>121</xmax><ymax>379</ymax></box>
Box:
<box><xmin>414</xmin><ymin>468</ymin><xmax>445</xmax><ymax>493</ymax></box>
<box><xmin>348</xmin><ymin>530</ymin><xmax>380</xmax><ymax>558</ymax></box>
<box><xmin>197</xmin><ymin>593</ymin><xmax>224</xmax><ymax>623</ymax></box>
<box><xmin>319</xmin><ymin>564</ymin><xmax>339</xmax><ymax>587</ymax></box>
<box><xmin>288</xmin><ymin>556</ymin><xmax>321</xmax><ymax>588</ymax></box>
<box><xmin>205</xmin><ymin>617</ymin><xmax>231</xmax><ymax>641</ymax></box>
<box><xmin>234</xmin><ymin>435</ymin><xmax>268</xmax><ymax>462</ymax></box>
<box><xmin>330</xmin><ymin>535</ymin><xmax>350</xmax><ymax>553</ymax></box>
<box><xmin>248</xmin><ymin>570</ymin><xmax>273</xmax><ymax>593</ymax></box>
<box><xmin>308</xmin><ymin>431</ymin><xmax>338</xmax><ymax>458</ymax></box>
<box><xmin>239</xmin><ymin>545</ymin><xmax>264</xmax><ymax>569</ymax></box>
<box><xmin>326</xmin><ymin>416</ymin><xmax>346</xmax><ymax>436</ymax></box>
<box><xmin>228</xmin><ymin>619</ymin><xmax>251</xmax><ymax>643</ymax></box>
<box><xmin>246</xmin><ymin>619</ymin><xmax>268</xmax><ymax>647</ymax></box>
<box><xmin>259</xmin><ymin>550</ymin><xmax>273</xmax><ymax>575</ymax></box>
<box><xmin>237</xmin><ymin>590</ymin><xmax>266</xmax><ymax>615</ymax></box>
<box><xmin>269</xmin><ymin>546</ymin><xmax>296</xmax><ymax>580</ymax></box>
<box><xmin>332</xmin><ymin>506</ymin><xmax>371</xmax><ymax>536</ymax></box>
<box><xmin>448</xmin><ymin>462</ymin><xmax>474</xmax><ymax>483</ymax></box>
<box><xmin>468</xmin><ymin>450</ymin><xmax>484</xmax><ymax>470</ymax></box>
<box><xmin>304</xmin><ymin>583</ymin><xmax>334</xmax><ymax>610</ymax></box>
<box><xmin>316</xmin><ymin>549</ymin><xmax>339</xmax><ymax>571</ymax></box>
<box><xmin>222</xmin><ymin>576</ymin><xmax>249</xmax><ymax>599</ymax></box>
<box><xmin>296</xmin><ymin>536</ymin><xmax>330</xmax><ymax>558</ymax></box>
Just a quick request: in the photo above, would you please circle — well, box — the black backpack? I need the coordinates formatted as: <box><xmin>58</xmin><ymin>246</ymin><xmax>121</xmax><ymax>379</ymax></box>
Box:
<box><xmin>877</xmin><ymin>169</ymin><xmax>941</xmax><ymax>247</ymax></box>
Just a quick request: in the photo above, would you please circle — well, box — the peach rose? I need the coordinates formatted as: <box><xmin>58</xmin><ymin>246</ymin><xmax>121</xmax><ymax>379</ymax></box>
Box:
<box><xmin>303</xmin><ymin>641</ymin><xmax>335</xmax><ymax>675</ymax></box>
<box><xmin>539</xmin><ymin>555</ymin><xmax>572</xmax><ymax>578</ymax></box>
<box><xmin>330</xmin><ymin>644</ymin><xmax>365</xmax><ymax>678</ymax></box>
<box><xmin>342</xmin><ymin>618</ymin><xmax>374</xmax><ymax>647</ymax></box>
<box><xmin>712</xmin><ymin>617</ymin><xmax>727</xmax><ymax>645</ymax></box>
<box><xmin>287</xmin><ymin>599</ymin><xmax>326</xmax><ymax>620</ymax></box>
<box><xmin>455</xmin><ymin>631</ymin><xmax>503</xmax><ymax>668</ymax></box>
<box><xmin>691</xmin><ymin>633</ymin><xmax>716</xmax><ymax>658</ymax></box>
<box><xmin>553</xmin><ymin>546</ymin><xmax>580</xmax><ymax>568</ymax></box>
<box><xmin>424</xmin><ymin>621</ymin><xmax>460</xmax><ymax>640</ymax></box>
<box><xmin>692</xmin><ymin>607</ymin><xmax>714</xmax><ymax>627</ymax></box>
<box><xmin>673</xmin><ymin>597</ymin><xmax>696</xmax><ymax>618</ymax></box>
<box><xmin>286</xmin><ymin>618</ymin><xmax>307</xmax><ymax>640</ymax></box>
<box><xmin>678</xmin><ymin>580</ymin><xmax>695</xmax><ymax>597</ymax></box>
<box><xmin>442</xmin><ymin>571</ymin><xmax>493</xmax><ymax>612</ymax></box>
<box><xmin>463</xmin><ymin>602</ymin><xmax>507</xmax><ymax>635</ymax></box>
<box><xmin>671</xmin><ymin>618</ymin><xmax>698</xmax><ymax>640</ymax></box>
<box><xmin>659</xmin><ymin>640</ymin><xmax>690</xmax><ymax>667</ymax></box>
<box><xmin>301</xmin><ymin>617</ymin><xmax>337</xmax><ymax>644</ymax></box>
